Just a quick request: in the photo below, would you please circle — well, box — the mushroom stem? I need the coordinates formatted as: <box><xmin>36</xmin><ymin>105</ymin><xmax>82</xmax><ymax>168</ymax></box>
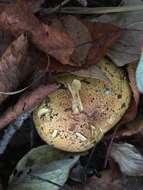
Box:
<box><xmin>67</xmin><ymin>79</ymin><xmax>83</xmax><ymax>114</ymax></box>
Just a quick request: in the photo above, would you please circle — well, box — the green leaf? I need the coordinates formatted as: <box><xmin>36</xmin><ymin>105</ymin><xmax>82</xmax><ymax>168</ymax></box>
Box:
<box><xmin>136</xmin><ymin>50</ymin><xmax>143</xmax><ymax>93</ymax></box>
<box><xmin>8</xmin><ymin>145</ymin><xmax>79</xmax><ymax>190</ymax></box>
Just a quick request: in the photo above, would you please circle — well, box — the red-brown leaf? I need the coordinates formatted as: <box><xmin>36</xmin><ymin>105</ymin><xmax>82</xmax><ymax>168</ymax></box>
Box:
<box><xmin>0</xmin><ymin>83</ymin><xmax>59</xmax><ymax>130</ymax></box>
<box><xmin>0</xmin><ymin>34</ymin><xmax>32</xmax><ymax>104</ymax></box>
<box><xmin>120</xmin><ymin>62</ymin><xmax>140</xmax><ymax>124</ymax></box>
<box><xmin>0</xmin><ymin>1</ymin><xmax>74</xmax><ymax>65</ymax></box>
<box><xmin>43</xmin><ymin>15</ymin><xmax>121</xmax><ymax>68</ymax></box>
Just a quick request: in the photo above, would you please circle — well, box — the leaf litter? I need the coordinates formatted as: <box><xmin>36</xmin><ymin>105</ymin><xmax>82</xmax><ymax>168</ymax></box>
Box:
<box><xmin>0</xmin><ymin>0</ymin><xmax>143</xmax><ymax>190</ymax></box>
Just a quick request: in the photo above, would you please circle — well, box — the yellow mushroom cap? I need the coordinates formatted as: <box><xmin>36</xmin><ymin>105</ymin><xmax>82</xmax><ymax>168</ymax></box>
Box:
<box><xmin>33</xmin><ymin>58</ymin><xmax>131</xmax><ymax>152</ymax></box>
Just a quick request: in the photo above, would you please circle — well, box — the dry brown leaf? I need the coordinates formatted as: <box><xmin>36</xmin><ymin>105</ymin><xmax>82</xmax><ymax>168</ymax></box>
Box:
<box><xmin>0</xmin><ymin>33</ymin><xmax>32</xmax><ymax>104</ymax></box>
<box><xmin>0</xmin><ymin>1</ymin><xmax>74</xmax><ymax>65</ymax></box>
<box><xmin>48</xmin><ymin>15</ymin><xmax>92</xmax><ymax>67</ymax></box>
<box><xmin>85</xmin><ymin>21</ymin><xmax>121</xmax><ymax>67</ymax></box>
<box><xmin>120</xmin><ymin>62</ymin><xmax>140</xmax><ymax>124</ymax></box>
<box><xmin>115</xmin><ymin>116</ymin><xmax>143</xmax><ymax>139</ymax></box>
<box><xmin>70</xmin><ymin>65</ymin><xmax>110</xmax><ymax>84</ymax></box>
<box><xmin>0</xmin><ymin>82</ymin><xmax>59</xmax><ymax>130</ymax></box>
<box><xmin>43</xmin><ymin>15</ymin><xmax>121</xmax><ymax>67</ymax></box>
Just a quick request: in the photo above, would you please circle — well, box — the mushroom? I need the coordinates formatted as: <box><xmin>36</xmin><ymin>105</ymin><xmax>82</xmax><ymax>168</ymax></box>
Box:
<box><xmin>33</xmin><ymin>58</ymin><xmax>131</xmax><ymax>152</ymax></box>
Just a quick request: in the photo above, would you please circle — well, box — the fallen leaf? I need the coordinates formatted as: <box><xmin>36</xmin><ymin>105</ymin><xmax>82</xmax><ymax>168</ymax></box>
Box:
<box><xmin>122</xmin><ymin>175</ymin><xmax>143</xmax><ymax>190</ymax></box>
<box><xmin>8</xmin><ymin>145</ymin><xmax>79</xmax><ymax>190</ymax></box>
<box><xmin>62</xmin><ymin>170</ymin><xmax>123</xmax><ymax>190</ymax></box>
<box><xmin>111</xmin><ymin>143</ymin><xmax>143</xmax><ymax>176</ymax></box>
<box><xmin>0</xmin><ymin>82</ymin><xmax>59</xmax><ymax>130</ymax></box>
<box><xmin>114</xmin><ymin>115</ymin><xmax>143</xmax><ymax>139</ymax></box>
<box><xmin>0</xmin><ymin>1</ymin><xmax>74</xmax><ymax>65</ymax></box>
<box><xmin>48</xmin><ymin>15</ymin><xmax>92</xmax><ymax>67</ymax></box>
<box><xmin>96</xmin><ymin>0</ymin><xmax>143</xmax><ymax>66</ymax></box>
<box><xmin>45</xmin><ymin>15</ymin><xmax>121</xmax><ymax>67</ymax></box>
<box><xmin>70</xmin><ymin>65</ymin><xmax>110</xmax><ymax>83</ymax></box>
<box><xmin>0</xmin><ymin>30</ymin><xmax>13</xmax><ymax>56</ymax></box>
<box><xmin>0</xmin><ymin>33</ymin><xmax>32</xmax><ymax>104</ymax></box>
<box><xmin>120</xmin><ymin>62</ymin><xmax>140</xmax><ymax>124</ymax></box>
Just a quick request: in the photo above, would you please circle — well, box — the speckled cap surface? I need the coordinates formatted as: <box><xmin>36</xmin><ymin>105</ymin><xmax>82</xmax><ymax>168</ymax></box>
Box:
<box><xmin>33</xmin><ymin>58</ymin><xmax>131</xmax><ymax>152</ymax></box>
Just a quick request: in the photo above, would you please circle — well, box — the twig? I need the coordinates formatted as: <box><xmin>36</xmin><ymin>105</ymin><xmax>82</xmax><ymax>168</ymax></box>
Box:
<box><xmin>0</xmin><ymin>112</ymin><xmax>31</xmax><ymax>155</ymax></box>
<box><xmin>41</xmin><ymin>5</ymin><xmax>143</xmax><ymax>14</ymax></box>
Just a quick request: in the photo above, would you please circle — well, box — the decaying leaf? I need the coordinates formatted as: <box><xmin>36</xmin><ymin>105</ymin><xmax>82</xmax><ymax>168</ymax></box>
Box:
<box><xmin>0</xmin><ymin>33</ymin><xmax>32</xmax><ymax>104</ymax></box>
<box><xmin>0</xmin><ymin>0</ymin><xmax>74</xmax><ymax>65</ymax></box>
<box><xmin>114</xmin><ymin>115</ymin><xmax>143</xmax><ymax>139</ymax></box>
<box><xmin>96</xmin><ymin>0</ymin><xmax>143</xmax><ymax>66</ymax></box>
<box><xmin>71</xmin><ymin>65</ymin><xmax>110</xmax><ymax>83</ymax></box>
<box><xmin>48</xmin><ymin>15</ymin><xmax>92</xmax><ymax>67</ymax></box>
<box><xmin>62</xmin><ymin>170</ymin><xmax>123</xmax><ymax>190</ymax></box>
<box><xmin>47</xmin><ymin>15</ymin><xmax>121</xmax><ymax>67</ymax></box>
<box><xmin>8</xmin><ymin>145</ymin><xmax>79</xmax><ymax>190</ymax></box>
<box><xmin>120</xmin><ymin>62</ymin><xmax>140</xmax><ymax>124</ymax></box>
<box><xmin>111</xmin><ymin>143</ymin><xmax>143</xmax><ymax>176</ymax></box>
<box><xmin>0</xmin><ymin>82</ymin><xmax>59</xmax><ymax>130</ymax></box>
<box><xmin>0</xmin><ymin>30</ymin><xmax>13</xmax><ymax>56</ymax></box>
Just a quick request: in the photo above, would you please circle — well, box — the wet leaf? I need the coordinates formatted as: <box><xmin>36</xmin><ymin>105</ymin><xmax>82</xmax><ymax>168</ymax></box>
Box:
<box><xmin>8</xmin><ymin>145</ymin><xmax>79</xmax><ymax>190</ymax></box>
